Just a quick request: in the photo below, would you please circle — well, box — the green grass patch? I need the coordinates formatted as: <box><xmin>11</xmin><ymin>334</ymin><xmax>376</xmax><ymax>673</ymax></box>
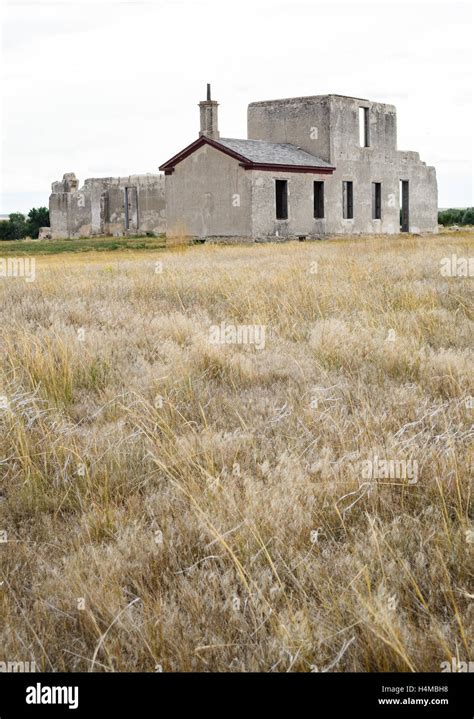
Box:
<box><xmin>0</xmin><ymin>235</ymin><xmax>166</xmax><ymax>256</ymax></box>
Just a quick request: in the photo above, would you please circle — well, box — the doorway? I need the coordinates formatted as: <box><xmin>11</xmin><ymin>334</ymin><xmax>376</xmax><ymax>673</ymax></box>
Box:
<box><xmin>400</xmin><ymin>180</ymin><xmax>409</xmax><ymax>232</ymax></box>
<box><xmin>124</xmin><ymin>187</ymin><xmax>138</xmax><ymax>231</ymax></box>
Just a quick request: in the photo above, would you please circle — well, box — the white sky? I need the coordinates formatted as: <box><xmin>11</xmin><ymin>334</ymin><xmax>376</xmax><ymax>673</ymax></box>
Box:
<box><xmin>0</xmin><ymin>0</ymin><xmax>472</xmax><ymax>213</ymax></box>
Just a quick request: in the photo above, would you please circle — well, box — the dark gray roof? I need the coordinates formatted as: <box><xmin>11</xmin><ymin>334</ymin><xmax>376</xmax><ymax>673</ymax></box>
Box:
<box><xmin>217</xmin><ymin>137</ymin><xmax>333</xmax><ymax>168</ymax></box>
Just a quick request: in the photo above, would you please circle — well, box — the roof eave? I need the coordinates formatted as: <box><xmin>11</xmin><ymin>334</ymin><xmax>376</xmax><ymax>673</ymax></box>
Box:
<box><xmin>242</xmin><ymin>162</ymin><xmax>335</xmax><ymax>174</ymax></box>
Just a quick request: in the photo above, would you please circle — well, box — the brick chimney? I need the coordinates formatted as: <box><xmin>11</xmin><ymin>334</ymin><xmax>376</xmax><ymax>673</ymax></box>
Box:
<box><xmin>199</xmin><ymin>83</ymin><xmax>219</xmax><ymax>139</ymax></box>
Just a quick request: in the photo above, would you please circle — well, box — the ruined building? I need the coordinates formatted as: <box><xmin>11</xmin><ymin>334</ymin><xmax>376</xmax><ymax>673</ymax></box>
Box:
<box><xmin>160</xmin><ymin>86</ymin><xmax>438</xmax><ymax>239</ymax></box>
<box><xmin>48</xmin><ymin>173</ymin><xmax>165</xmax><ymax>238</ymax></box>
<box><xmin>48</xmin><ymin>86</ymin><xmax>437</xmax><ymax>240</ymax></box>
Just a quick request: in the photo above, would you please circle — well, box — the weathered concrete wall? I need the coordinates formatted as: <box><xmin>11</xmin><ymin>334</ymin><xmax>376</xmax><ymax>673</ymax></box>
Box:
<box><xmin>398</xmin><ymin>152</ymin><xmax>438</xmax><ymax>233</ymax></box>
<box><xmin>136</xmin><ymin>180</ymin><xmax>167</xmax><ymax>233</ymax></box>
<box><xmin>323</xmin><ymin>165</ymin><xmax>401</xmax><ymax>235</ymax></box>
<box><xmin>49</xmin><ymin>173</ymin><xmax>166</xmax><ymax>239</ymax></box>
<box><xmin>248</xmin><ymin>94</ymin><xmax>437</xmax><ymax>235</ymax></box>
<box><xmin>248</xmin><ymin>95</ymin><xmax>332</xmax><ymax>161</ymax></box>
<box><xmin>49</xmin><ymin>179</ymin><xmax>93</xmax><ymax>238</ymax></box>
<box><xmin>326</xmin><ymin>96</ymin><xmax>436</xmax><ymax>234</ymax></box>
<box><xmin>250</xmin><ymin>170</ymin><xmax>328</xmax><ymax>239</ymax></box>
<box><xmin>328</xmin><ymin>96</ymin><xmax>397</xmax><ymax>161</ymax></box>
<box><xmin>165</xmin><ymin>144</ymin><xmax>252</xmax><ymax>238</ymax></box>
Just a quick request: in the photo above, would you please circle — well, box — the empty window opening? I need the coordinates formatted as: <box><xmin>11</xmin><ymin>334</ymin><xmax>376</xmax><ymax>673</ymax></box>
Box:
<box><xmin>342</xmin><ymin>181</ymin><xmax>354</xmax><ymax>219</ymax></box>
<box><xmin>275</xmin><ymin>180</ymin><xmax>288</xmax><ymax>220</ymax></box>
<box><xmin>359</xmin><ymin>107</ymin><xmax>369</xmax><ymax>147</ymax></box>
<box><xmin>314</xmin><ymin>181</ymin><xmax>324</xmax><ymax>219</ymax></box>
<box><xmin>400</xmin><ymin>180</ymin><xmax>409</xmax><ymax>232</ymax></box>
<box><xmin>372</xmin><ymin>182</ymin><xmax>382</xmax><ymax>220</ymax></box>
<box><xmin>124</xmin><ymin>187</ymin><xmax>130</xmax><ymax>229</ymax></box>
<box><xmin>102</xmin><ymin>193</ymin><xmax>110</xmax><ymax>224</ymax></box>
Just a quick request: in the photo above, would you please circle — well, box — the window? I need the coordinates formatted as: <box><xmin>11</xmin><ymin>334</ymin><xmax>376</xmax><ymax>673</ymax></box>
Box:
<box><xmin>400</xmin><ymin>180</ymin><xmax>409</xmax><ymax>232</ymax></box>
<box><xmin>314</xmin><ymin>181</ymin><xmax>324</xmax><ymax>219</ymax></box>
<box><xmin>342</xmin><ymin>181</ymin><xmax>353</xmax><ymax>219</ymax></box>
<box><xmin>359</xmin><ymin>107</ymin><xmax>369</xmax><ymax>147</ymax></box>
<box><xmin>103</xmin><ymin>194</ymin><xmax>110</xmax><ymax>223</ymax></box>
<box><xmin>372</xmin><ymin>182</ymin><xmax>381</xmax><ymax>219</ymax></box>
<box><xmin>275</xmin><ymin>180</ymin><xmax>288</xmax><ymax>220</ymax></box>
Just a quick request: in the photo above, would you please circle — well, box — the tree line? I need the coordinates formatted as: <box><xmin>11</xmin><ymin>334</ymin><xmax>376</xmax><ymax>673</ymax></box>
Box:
<box><xmin>438</xmin><ymin>208</ymin><xmax>474</xmax><ymax>226</ymax></box>
<box><xmin>0</xmin><ymin>208</ymin><xmax>50</xmax><ymax>240</ymax></box>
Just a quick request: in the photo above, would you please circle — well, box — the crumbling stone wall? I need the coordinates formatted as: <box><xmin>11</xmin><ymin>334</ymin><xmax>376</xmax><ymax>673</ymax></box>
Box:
<box><xmin>49</xmin><ymin>173</ymin><xmax>166</xmax><ymax>239</ymax></box>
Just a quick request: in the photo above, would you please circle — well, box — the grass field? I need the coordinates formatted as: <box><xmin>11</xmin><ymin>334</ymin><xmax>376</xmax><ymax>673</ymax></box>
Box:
<box><xmin>0</xmin><ymin>231</ymin><xmax>472</xmax><ymax>672</ymax></box>
<box><xmin>0</xmin><ymin>234</ymin><xmax>166</xmax><ymax>256</ymax></box>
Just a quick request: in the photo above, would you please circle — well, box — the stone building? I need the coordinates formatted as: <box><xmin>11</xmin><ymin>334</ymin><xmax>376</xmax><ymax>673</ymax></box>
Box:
<box><xmin>49</xmin><ymin>172</ymin><xmax>165</xmax><ymax>239</ymax></box>
<box><xmin>160</xmin><ymin>86</ymin><xmax>437</xmax><ymax>239</ymax></box>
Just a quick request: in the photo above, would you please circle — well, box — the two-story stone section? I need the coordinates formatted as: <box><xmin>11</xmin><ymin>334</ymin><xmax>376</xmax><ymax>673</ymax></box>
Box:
<box><xmin>160</xmin><ymin>87</ymin><xmax>437</xmax><ymax>240</ymax></box>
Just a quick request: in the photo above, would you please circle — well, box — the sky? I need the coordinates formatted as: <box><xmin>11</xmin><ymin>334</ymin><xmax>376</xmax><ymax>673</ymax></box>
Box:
<box><xmin>0</xmin><ymin>0</ymin><xmax>472</xmax><ymax>213</ymax></box>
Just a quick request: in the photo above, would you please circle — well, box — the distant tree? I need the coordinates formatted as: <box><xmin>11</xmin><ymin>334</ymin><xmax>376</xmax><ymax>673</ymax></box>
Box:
<box><xmin>0</xmin><ymin>212</ymin><xmax>28</xmax><ymax>240</ymax></box>
<box><xmin>26</xmin><ymin>207</ymin><xmax>49</xmax><ymax>238</ymax></box>
<box><xmin>461</xmin><ymin>207</ymin><xmax>474</xmax><ymax>225</ymax></box>
<box><xmin>0</xmin><ymin>222</ymin><xmax>10</xmax><ymax>240</ymax></box>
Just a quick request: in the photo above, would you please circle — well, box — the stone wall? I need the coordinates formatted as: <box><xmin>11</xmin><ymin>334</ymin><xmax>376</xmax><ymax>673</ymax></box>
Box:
<box><xmin>250</xmin><ymin>169</ymin><xmax>328</xmax><ymax>239</ymax></box>
<box><xmin>49</xmin><ymin>173</ymin><xmax>166</xmax><ymax>239</ymax></box>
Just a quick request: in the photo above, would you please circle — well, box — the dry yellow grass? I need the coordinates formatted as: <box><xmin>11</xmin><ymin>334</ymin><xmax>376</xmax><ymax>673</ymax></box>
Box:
<box><xmin>0</xmin><ymin>232</ymin><xmax>472</xmax><ymax>672</ymax></box>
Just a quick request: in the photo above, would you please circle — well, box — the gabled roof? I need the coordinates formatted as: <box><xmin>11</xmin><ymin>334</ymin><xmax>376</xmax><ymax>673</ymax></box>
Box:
<box><xmin>159</xmin><ymin>135</ymin><xmax>335</xmax><ymax>174</ymax></box>
<box><xmin>217</xmin><ymin>138</ymin><xmax>333</xmax><ymax>168</ymax></box>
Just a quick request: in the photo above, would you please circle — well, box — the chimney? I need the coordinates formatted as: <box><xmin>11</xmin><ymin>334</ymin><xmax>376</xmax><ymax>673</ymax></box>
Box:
<box><xmin>199</xmin><ymin>83</ymin><xmax>219</xmax><ymax>139</ymax></box>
